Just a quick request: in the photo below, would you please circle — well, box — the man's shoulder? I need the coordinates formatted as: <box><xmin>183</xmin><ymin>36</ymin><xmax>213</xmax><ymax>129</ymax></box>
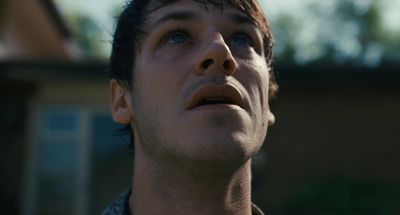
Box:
<box><xmin>101</xmin><ymin>188</ymin><xmax>131</xmax><ymax>215</ymax></box>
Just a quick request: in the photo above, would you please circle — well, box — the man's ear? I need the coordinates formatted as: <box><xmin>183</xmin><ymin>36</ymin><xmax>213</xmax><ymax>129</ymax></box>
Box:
<box><xmin>267</xmin><ymin>110</ymin><xmax>275</xmax><ymax>126</ymax></box>
<box><xmin>110</xmin><ymin>79</ymin><xmax>134</xmax><ymax>124</ymax></box>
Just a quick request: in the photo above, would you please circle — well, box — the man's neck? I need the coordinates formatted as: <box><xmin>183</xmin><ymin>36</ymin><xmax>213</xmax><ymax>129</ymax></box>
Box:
<box><xmin>131</xmin><ymin>148</ymin><xmax>253</xmax><ymax>215</ymax></box>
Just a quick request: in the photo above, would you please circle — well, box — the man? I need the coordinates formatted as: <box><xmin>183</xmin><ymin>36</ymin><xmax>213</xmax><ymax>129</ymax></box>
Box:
<box><xmin>104</xmin><ymin>0</ymin><xmax>278</xmax><ymax>214</ymax></box>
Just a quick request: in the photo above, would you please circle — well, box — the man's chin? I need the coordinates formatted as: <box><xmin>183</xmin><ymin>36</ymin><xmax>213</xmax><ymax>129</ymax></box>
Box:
<box><xmin>175</xmin><ymin>134</ymin><xmax>259</xmax><ymax>165</ymax></box>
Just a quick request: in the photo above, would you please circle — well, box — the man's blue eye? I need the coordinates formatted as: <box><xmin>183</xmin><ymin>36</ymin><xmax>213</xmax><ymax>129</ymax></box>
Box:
<box><xmin>167</xmin><ymin>32</ymin><xmax>187</xmax><ymax>44</ymax></box>
<box><xmin>231</xmin><ymin>34</ymin><xmax>251</xmax><ymax>46</ymax></box>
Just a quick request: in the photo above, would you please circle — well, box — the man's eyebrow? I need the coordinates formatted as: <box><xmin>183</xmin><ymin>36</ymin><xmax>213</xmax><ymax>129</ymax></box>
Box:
<box><xmin>229</xmin><ymin>13</ymin><xmax>254</xmax><ymax>25</ymax></box>
<box><xmin>151</xmin><ymin>11</ymin><xmax>198</xmax><ymax>29</ymax></box>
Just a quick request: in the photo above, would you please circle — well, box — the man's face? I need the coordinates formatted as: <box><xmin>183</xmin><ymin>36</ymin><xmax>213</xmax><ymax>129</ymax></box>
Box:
<box><xmin>130</xmin><ymin>0</ymin><xmax>274</xmax><ymax>167</ymax></box>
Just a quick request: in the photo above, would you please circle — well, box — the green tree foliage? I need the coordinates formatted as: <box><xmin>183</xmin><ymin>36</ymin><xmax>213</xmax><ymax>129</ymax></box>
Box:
<box><xmin>67</xmin><ymin>14</ymin><xmax>106</xmax><ymax>59</ymax></box>
<box><xmin>267</xmin><ymin>0</ymin><xmax>400</xmax><ymax>66</ymax></box>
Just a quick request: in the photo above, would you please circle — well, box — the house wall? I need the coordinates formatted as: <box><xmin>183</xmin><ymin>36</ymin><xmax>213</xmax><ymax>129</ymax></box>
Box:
<box><xmin>253</xmin><ymin>71</ymin><xmax>400</xmax><ymax>214</ymax></box>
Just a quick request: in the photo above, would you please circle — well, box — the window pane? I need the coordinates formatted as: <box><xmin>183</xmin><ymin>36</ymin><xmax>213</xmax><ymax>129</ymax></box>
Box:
<box><xmin>34</xmin><ymin>108</ymin><xmax>81</xmax><ymax>215</ymax></box>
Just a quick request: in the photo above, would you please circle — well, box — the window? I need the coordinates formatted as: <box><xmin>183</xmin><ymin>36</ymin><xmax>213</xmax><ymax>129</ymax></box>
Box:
<box><xmin>25</xmin><ymin>106</ymin><xmax>131</xmax><ymax>215</ymax></box>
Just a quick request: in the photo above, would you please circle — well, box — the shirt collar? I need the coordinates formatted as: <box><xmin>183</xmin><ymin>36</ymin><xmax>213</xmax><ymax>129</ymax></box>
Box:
<box><xmin>101</xmin><ymin>188</ymin><xmax>266</xmax><ymax>215</ymax></box>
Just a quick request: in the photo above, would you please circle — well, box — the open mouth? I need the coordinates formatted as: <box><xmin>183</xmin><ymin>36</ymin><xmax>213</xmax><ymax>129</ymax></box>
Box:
<box><xmin>197</xmin><ymin>97</ymin><xmax>235</xmax><ymax>106</ymax></box>
<box><xmin>186</xmin><ymin>84</ymin><xmax>244</xmax><ymax>110</ymax></box>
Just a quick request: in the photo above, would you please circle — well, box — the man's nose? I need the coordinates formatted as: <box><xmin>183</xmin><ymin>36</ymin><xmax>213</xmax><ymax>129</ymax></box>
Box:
<box><xmin>194</xmin><ymin>33</ymin><xmax>238</xmax><ymax>76</ymax></box>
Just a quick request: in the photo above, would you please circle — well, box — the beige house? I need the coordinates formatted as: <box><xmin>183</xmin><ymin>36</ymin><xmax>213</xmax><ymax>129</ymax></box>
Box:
<box><xmin>0</xmin><ymin>0</ymin><xmax>78</xmax><ymax>59</ymax></box>
<box><xmin>1</xmin><ymin>0</ymin><xmax>130</xmax><ymax>214</ymax></box>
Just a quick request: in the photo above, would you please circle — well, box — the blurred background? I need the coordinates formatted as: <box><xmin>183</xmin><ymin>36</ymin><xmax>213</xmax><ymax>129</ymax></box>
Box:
<box><xmin>1</xmin><ymin>0</ymin><xmax>399</xmax><ymax>214</ymax></box>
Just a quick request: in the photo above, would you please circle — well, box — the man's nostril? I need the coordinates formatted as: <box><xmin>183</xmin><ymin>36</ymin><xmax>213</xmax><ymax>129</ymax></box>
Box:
<box><xmin>223</xmin><ymin>61</ymin><xmax>230</xmax><ymax>70</ymax></box>
<box><xmin>202</xmin><ymin>59</ymin><xmax>214</xmax><ymax>69</ymax></box>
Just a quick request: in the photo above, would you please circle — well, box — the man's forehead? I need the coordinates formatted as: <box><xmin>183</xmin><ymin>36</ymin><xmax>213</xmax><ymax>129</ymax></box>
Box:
<box><xmin>148</xmin><ymin>0</ymin><xmax>235</xmax><ymax>10</ymax></box>
<box><xmin>145</xmin><ymin>0</ymin><xmax>255</xmax><ymax>27</ymax></box>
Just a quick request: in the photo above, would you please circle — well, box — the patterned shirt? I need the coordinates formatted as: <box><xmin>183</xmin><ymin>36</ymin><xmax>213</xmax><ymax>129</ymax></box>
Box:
<box><xmin>101</xmin><ymin>188</ymin><xmax>265</xmax><ymax>215</ymax></box>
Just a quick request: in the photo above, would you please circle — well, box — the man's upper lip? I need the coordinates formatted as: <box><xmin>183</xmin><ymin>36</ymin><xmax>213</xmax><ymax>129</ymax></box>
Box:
<box><xmin>185</xmin><ymin>84</ymin><xmax>244</xmax><ymax>110</ymax></box>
